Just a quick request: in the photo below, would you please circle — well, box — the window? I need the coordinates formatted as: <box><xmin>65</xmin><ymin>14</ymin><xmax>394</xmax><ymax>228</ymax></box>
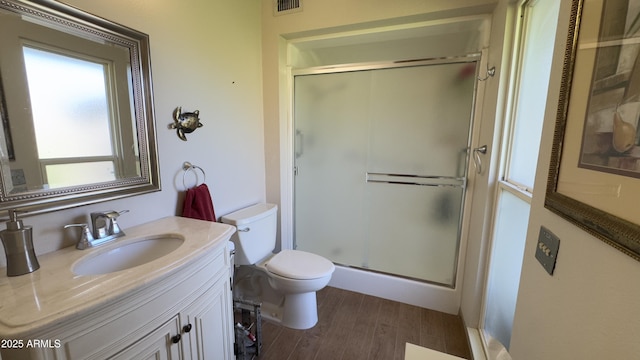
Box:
<box><xmin>22</xmin><ymin>45</ymin><xmax>117</xmax><ymax>187</ymax></box>
<box><xmin>481</xmin><ymin>0</ymin><xmax>561</xmax><ymax>351</ymax></box>
<box><xmin>504</xmin><ymin>0</ymin><xmax>560</xmax><ymax>192</ymax></box>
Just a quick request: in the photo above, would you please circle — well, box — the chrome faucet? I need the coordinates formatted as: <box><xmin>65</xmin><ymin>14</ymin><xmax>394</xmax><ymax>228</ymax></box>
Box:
<box><xmin>91</xmin><ymin>210</ymin><xmax>129</xmax><ymax>240</ymax></box>
<box><xmin>65</xmin><ymin>210</ymin><xmax>129</xmax><ymax>250</ymax></box>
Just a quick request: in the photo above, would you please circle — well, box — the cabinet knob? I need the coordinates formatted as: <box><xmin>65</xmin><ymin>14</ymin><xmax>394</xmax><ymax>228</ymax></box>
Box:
<box><xmin>171</xmin><ymin>334</ymin><xmax>181</xmax><ymax>344</ymax></box>
<box><xmin>183</xmin><ymin>323</ymin><xmax>193</xmax><ymax>333</ymax></box>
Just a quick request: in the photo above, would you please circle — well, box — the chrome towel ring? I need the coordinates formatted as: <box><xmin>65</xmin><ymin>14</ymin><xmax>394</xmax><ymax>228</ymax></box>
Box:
<box><xmin>182</xmin><ymin>161</ymin><xmax>206</xmax><ymax>190</ymax></box>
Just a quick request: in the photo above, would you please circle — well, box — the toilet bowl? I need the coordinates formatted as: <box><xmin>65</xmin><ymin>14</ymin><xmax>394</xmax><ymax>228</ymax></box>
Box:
<box><xmin>221</xmin><ymin>203</ymin><xmax>335</xmax><ymax>329</ymax></box>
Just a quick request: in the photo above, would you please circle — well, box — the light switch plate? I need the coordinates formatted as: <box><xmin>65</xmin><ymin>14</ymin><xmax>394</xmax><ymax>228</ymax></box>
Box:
<box><xmin>536</xmin><ymin>226</ymin><xmax>560</xmax><ymax>275</ymax></box>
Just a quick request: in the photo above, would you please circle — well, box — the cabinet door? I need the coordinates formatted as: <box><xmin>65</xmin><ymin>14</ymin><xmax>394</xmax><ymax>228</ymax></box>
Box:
<box><xmin>110</xmin><ymin>315</ymin><xmax>183</xmax><ymax>360</ymax></box>
<box><xmin>182</xmin><ymin>276</ymin><xmax>233</xmax><ymax>360</ymax></box>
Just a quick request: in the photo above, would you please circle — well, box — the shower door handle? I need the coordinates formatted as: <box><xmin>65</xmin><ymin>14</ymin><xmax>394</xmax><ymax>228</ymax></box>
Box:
<box><xmin>295</xmin><ymin>130</ymin><xmax>304</xmax><ymax>158</ymax></box>
<box><xmin>472</xmin><ymin>145</ymin><xmax>487</xmax><ymax>174</ymax></box>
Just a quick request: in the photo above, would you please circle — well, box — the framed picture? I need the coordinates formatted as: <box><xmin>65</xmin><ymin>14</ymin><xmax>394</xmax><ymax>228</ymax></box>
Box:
<box><xmin>546</xmin><ymin>0</ymin><xmax>640</xmax><ymax>261</ymax></box>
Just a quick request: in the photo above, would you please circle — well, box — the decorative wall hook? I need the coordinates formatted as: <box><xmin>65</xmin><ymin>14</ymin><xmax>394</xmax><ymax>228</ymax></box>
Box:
<box><xmin>170</xmin><ymin>106</ymin><xmax>203</xmax><ymax>141</ymax></box>
<box><xmin>478</xmin><ymin>66</ymin><xmax>496</xmax><ymax>81</ymax></box>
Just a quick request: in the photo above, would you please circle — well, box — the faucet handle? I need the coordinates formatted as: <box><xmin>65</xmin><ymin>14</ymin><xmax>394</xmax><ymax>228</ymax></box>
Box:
<box><xmin>90</xmin><ymin>210</ymin><xmax>129</xmax><ymax>238</ymax></box>
<box><xmin>106</xmin><ymin>210</ymin><xmax>128</xmax><ymax>237</ymax></box>
<box><xmin>65</xmin><ymin>224</ymin><xmax>95</xmax><ymax>250</ymax></box>
<box><xmin>103</xmin><ymin>210</ymin><xmax>129</xmax><ymax>219</ymax></box>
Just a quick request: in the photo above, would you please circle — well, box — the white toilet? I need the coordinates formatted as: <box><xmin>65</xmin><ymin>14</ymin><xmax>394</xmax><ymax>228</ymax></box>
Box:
<box><xmin>221</xmin><ymin>203</ymin><xmax>335</xmax><ymax>330</ymax></box>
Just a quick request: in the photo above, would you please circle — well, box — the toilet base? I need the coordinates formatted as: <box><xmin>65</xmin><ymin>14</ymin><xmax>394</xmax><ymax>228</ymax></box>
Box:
<box><xmin>281</xmin><ymin>292</ymin><xmax>318</xmax><ymax>330</ymax></box>
<box><xmin>251</xmin><ymin>292</ymin><xmax>319</xmax><ymax>330</ymax></box>
<box><xmin>233</xmin><ymin>266</ymin><xmax>321</xmax><ymax>330</ymax></box>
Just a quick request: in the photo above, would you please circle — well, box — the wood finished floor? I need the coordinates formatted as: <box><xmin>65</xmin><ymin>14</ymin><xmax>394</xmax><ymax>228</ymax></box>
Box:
<box><xmin>252</xmin><ymin>286</ymin><xmax>471</xmax><ymax>360</ymax></box>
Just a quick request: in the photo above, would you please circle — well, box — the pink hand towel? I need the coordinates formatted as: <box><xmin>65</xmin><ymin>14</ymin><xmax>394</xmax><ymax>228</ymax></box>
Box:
<box><xmin>182</xmin><ymin>183</ymin><xmax>216</xmax><ymax>221</ymax></box>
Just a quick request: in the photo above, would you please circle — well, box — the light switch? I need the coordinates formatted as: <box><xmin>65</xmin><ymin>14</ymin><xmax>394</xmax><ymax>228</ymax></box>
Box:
<box><xmin>536</xmin><ymin>226</ymin><xmax>560</xmax><ymax>275</ymax></box>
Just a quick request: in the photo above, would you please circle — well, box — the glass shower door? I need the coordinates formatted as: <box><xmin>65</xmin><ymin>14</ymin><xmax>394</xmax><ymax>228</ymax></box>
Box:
<box><xmin>294</xmin><ymin>60</ymin><xmax>477</xmax><ymax>286</ymax></box>
<box><xmin>293</xmin><ymin>70</ymin><xmax>371</xmax><ymax>267</ymax></box>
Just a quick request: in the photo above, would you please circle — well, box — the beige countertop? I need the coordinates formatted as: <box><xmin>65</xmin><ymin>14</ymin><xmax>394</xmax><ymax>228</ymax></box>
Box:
<box><xmin>0</xmin><ymin>216</ymin><xmax>235</xmax><ymax>338</ymax></box>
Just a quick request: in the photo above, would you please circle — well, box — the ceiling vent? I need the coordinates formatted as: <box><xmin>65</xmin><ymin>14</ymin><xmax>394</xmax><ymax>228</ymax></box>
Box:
<box><xmin>274</xmin><ymin>0</ymin><xmax>302</xmax><ymax>15</ymax></box>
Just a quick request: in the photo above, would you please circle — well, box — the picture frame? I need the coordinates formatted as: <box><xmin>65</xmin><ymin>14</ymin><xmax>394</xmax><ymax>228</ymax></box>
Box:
<box><xmin>545</xmin><ymin>0</ymin><xmax>640</xmax><ymax>261</ymax></box>
<box><xmin>0</xmin><ymin>72</ymin><xmax>14</xmax><ymax>161</ymax></box>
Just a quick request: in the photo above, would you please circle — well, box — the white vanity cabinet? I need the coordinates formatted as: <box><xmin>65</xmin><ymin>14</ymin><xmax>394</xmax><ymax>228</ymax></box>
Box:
<box><xmin>110</xmin><ymin>314</ymin><xmax>183</xmax><ymax>359</ymax></box>
<box><xmin>112</xmin><ymin>272</ymin><xmax>233</xmax><ymax>360</ymax></box>
<box><xmin>180</xmin><ymin>273</ymin><xmax>234</xmax><ymax>359</ymax></box>
<box><xmin>0</xmin><ymin>218</ymin><xmax>235</xmax><ymax>360</ymax></box>
<box><xmin>69</xmin><ymin>248</ymin><xmax>232</xmax><ymax>360</ymax></box>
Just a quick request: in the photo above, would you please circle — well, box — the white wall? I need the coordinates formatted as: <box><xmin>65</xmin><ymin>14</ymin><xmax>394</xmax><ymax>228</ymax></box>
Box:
<box><xmin>509</xmin><ymin>0</ymin><xmax>640</xmax><ymax>358</ymax></box>
<box><xmin>0</xmin><ymin>0</ymin><xmax>265</xmax><ymax>265</ymax></box>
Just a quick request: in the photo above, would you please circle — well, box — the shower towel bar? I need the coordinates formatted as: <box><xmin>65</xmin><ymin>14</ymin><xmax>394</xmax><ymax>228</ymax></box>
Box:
<box><xmin>365</xmin><ymin>172</ymin><xmax>465</xmax><ymax>188</ymax></box>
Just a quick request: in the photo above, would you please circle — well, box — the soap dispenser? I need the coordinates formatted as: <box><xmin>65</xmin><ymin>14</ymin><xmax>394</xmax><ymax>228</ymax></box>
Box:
<box><xmin>0</xmin><ymin>209</ymin><xmax>39</xmax><ymax>276</ymax></box>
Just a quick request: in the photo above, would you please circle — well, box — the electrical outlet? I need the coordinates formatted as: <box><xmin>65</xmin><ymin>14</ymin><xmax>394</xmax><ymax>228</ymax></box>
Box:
<box><xmin>536</xmin><ymin>227</ymin><xmax>560</xmax><ymax>275</ymax></box>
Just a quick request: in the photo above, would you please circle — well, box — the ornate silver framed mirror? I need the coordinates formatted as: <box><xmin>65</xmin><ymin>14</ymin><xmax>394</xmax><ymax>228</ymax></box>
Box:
<box><xmin>0</xmin><ymin>0</ymin><xmax>160</xmax><ymax>213</ymax></box>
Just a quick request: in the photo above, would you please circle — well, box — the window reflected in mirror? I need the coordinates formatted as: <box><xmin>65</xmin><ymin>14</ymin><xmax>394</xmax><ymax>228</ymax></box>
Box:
<box><xmin>23</xmin><ymin>46</ymin><xmax>120</xmax><ymax>190</ymax></box>
<box><xmin>6</xmin><ymin>31</ymin><xmax>140</xmax><ymax>193</ymax></box>
<box><xmin>0</xmin><ymin>0</ymin><xmax>159</xmax><ymax>213</ymax></box>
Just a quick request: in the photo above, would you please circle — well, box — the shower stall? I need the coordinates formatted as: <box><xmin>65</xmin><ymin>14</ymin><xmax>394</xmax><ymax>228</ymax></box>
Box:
<box><xmin>293</xmin><ymin>57</ymin><xmax>478</xmax><ymax>287</ymax></box>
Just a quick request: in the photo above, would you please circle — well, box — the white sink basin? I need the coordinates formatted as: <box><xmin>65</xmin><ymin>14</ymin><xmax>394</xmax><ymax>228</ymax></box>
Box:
<box><xmin>72</xmin><ymin>235</ymin><xmax>184</xmax><ymax>276</ymax></box>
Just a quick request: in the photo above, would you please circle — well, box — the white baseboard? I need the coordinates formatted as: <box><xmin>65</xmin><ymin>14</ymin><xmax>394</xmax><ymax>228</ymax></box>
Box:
<box><xmin>328</xmin><ymin>265</ymin><xmax>460</xmax><ymax>314</ymax></box>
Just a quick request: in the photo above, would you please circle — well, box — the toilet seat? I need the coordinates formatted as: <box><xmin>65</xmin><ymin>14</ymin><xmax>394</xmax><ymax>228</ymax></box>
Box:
<box><xmin>265</xmin><ymin>250</ymin><xmax>334</xmax><ymax>280</ymax></box>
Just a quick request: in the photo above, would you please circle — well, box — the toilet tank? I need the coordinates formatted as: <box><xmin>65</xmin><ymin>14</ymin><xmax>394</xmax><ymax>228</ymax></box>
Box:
<box><xmin>220</xmin><ymin>203</ymin><xmax>278</xmax><ymax>265</ymax></box>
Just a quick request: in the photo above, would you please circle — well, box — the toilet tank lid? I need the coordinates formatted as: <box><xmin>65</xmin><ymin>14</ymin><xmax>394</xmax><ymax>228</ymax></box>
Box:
<box><xmin>220</xmin><ymin>203</ymin><xmax>277</xmax><ymax>226</ymax></box>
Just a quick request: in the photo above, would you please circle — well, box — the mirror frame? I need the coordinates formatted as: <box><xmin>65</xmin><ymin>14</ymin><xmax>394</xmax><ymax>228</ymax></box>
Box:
<box><xmin>0</xmin><ymin>0</ymin><xmax>160</xmax><ymax>214</ymax></box>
